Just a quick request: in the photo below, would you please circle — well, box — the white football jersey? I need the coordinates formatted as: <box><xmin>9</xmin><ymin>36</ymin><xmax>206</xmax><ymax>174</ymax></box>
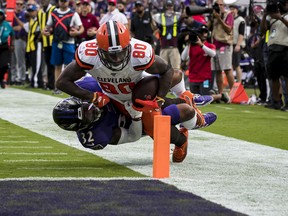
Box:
<box><xmin>75</xmin><ymin>38</ymin><xmax>155</xmax><ymax>103</ymax></box>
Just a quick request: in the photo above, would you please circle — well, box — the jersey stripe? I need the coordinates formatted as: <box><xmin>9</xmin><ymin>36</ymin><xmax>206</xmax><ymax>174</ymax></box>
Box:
<box><xmin>74</xmin><ymin>48</ymin><xmax>94</xmax><ymax>70</ymax></box>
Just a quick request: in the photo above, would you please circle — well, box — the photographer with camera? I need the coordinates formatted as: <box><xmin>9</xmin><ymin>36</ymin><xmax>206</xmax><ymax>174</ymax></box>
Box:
<box><xmin>181</xmin><ymin>25</ymin><xmax>221</xmax><ymax>101</ymax></box>
<box><xmin>260</xmin><ymin>0</ymin><xmax>288</xmax><ymax>111</ymax></box>
<box><xmin>208</xmin><ymin>0</ymin><xmax>234</xmax><ymax>102</ymax></box>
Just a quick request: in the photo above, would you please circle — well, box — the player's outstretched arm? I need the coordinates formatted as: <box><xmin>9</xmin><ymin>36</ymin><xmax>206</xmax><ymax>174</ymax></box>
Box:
<box><xmin>56</xmin><ymin>61</ymin><xmax>94</xmax><ymax>102</ymax></box>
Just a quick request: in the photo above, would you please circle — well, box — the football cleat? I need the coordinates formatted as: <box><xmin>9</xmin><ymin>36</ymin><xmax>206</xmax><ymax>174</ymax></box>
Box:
<box><xmin>172</xmin><ymin>127</ymin><xmax>188</xmax><ymax>163</ymax></box>
<box><xmin>180</xmin><ymin>91</ymin><xmax>205</xmax><ymax>128</ymax></box>
<box><xmin>194</xmin><ymin>94</ymin><xmax>214</xmax><ymax>107</ymax></box>
<box><xmin>193</xmin><ymin>112</ymin><xmax>217</xmax><ymax>130</ymax></box>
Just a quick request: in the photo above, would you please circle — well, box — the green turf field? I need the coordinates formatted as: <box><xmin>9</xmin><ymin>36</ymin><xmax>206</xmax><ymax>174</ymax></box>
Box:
<box><xmin>201</xmin><ymin>103</ymin><xmax>288</xmax><ymax>150</ymax></box>
<box><xmin>1</xmin><ymin>87</ymin><xmax>287</xmax><ymax>216</ymax></box>
<box><xmin>0</xmin><ymin>119</ymin><xmax>144</xmax><ymax>178</ymax></box>
<box><xmin>8</xmin><ymin>86</ymin><xmax>288</xmax><ymax>151</ymax></box>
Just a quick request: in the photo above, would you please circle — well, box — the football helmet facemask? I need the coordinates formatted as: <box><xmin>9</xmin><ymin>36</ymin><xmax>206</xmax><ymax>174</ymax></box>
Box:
<box><xmin>97</xmin><ymin>20</ymin><xmax>131</xmax><ymax>71</ymax></box>
<box><xmin>53</xmin><ymin>97</ymin><xmax>103</xmax><ymax>131</ymax></box>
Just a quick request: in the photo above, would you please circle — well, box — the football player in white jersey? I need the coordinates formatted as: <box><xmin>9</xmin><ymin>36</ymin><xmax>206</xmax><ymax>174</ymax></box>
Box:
<box><xmin>59</xmin><ymin>20</ymin><xmax>172</xmax><ymax>106</ymax></box>
<box><xmin>53</xmin><ymin>76</ymin><xmax>216</xmax><ymax>153</ymax></box>
<box><xmin>56</xmin><ymin>20</ymin><xmax>216</xmax><ymax>162</ymax></box>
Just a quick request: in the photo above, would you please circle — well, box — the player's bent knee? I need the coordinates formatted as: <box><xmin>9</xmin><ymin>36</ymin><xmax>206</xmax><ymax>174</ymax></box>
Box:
<box><xmin>177</xmin><ymin>104</ymin><xmax>195</xmax><ymax>122</ymax></box>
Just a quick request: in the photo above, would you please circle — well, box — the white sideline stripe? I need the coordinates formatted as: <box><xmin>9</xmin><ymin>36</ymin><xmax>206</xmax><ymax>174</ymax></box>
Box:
<box><xmin>17</xmin><ymin>167</ymin><xmax>103</xmax><ymax>170</ymax></box>
<box><xmin>275</xmin><ymin>115</ymin><xmax>288</xmax><ymax>119</ymax></box>
<box><xmin>0</xmin><ymin>152</ymin><xmax>67</xmax><ymax>155</ymax></box>
<box><xmin>242</xmin><ymin>110</ymin><xmax>254</xmax><ymax>113</ymax></box>
<box><xmin>0</xmin><ymin>141</ymin><xmax>39</xmax><ymax>143</ymax></box>
<box><xmin>4</xmin><ymin>160</ymin><xmax>81</xmax><ymax>162</ymax></box>
<box><xmin>0</xmin><ymin>146</ymin><xmax>53</xmax><ymax>149</ymax></box>
<box><xmin>0</xmin><ymin>88</ymin><xmax>288</xmax><ymax>216</ymax></box>
<box><xmin>1</xmin><ymin>135</ymin><xmax>27</xmax><ymax>138</ymax></box>
<box><xmin>0</xmin><ymin>177</ymin><xmax>153</xmax><ymax>181</ymax></box>
<box><xmin>215</xmin><ymin>105</ymin><xmax>233</xmax><ymax>110</ymax></box>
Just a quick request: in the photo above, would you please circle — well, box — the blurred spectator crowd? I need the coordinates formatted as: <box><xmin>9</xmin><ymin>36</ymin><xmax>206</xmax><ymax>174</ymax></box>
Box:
<box><xmin>0</xmin><ymin>0</ymin><xmax>287</xmax><ymax>111</ymax></box>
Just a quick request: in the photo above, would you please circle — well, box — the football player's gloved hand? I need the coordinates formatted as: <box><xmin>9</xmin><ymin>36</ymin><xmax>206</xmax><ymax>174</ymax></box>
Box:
<box><xmin>91</xmin><ymin>92</ymin><xmax>110</xmax><ymax>108</ymax></box>
<box><xmin>124</xmin><ymin>101</ymin><xmax>142</xmax><ymax>121</ymax></box>
<box><xmin>133</xmin><ymin>96</ymin><xmax>165</xmax><ymax>113</ymax></box>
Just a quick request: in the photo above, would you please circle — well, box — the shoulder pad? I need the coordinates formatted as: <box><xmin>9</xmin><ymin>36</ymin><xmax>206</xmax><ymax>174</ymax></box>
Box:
<box><xmin>75</xmin><ymin>40</ymin><xmax>98</xmax><ymax>70</ymax></box>
<box><xmin>130</xmin><ymin>38</ymin><xmax>155</xmax><ymax>71</ymax></box>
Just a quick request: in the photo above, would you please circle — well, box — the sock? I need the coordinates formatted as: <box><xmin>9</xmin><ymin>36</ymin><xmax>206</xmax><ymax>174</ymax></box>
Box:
<box><xmin>170</xmin><ymin>126</ymin><xmax>186</xmax><ymax>147</ymax></box>
<box><xmin>181</xmin><ymin>114</ymin><xmax>197</xmax><ymax>130</ymax></box>
<box><xmin>170</xmin><ymin>75</ymin><xmax>186</xmax><ymax>97</ymax></box>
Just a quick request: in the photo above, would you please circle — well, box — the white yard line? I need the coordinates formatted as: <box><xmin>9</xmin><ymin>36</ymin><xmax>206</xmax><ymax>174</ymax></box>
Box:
<box><xmin>0</xmin><ymin>152</ymin><xmax>67</xmax><ymax>155</ymax></box>
<box><xmin>0</xmin><ymin>141</ymin><xmax>39</xmax><ymax>143</ymax></box>
<box><xmin>214</xmin><ymin>105</ymin><xmax>234</xmax><ymax>110</ymax></box>
<box><xmin>1</xmin><ymin>135</ymin><xmax>27</xmax><ymax>138</ymax></box>
<box><xmin>0</xmin><ymin>146</ymin><xmax>53</xmax><ymax>149</ymax></box>
<box><xmin>4</xmin><ymin>159</ymin><xmax>81</xmax><ymax>162</ymax></box>
<box><xmin>16</xmin><ymin>167</ymin><xmax>103</xmax><ymax>170</ymax></box>
<box><xmin>0</xmin><ymin>88</ymin><xmax>287</xmax><ymax>216</ymax></box>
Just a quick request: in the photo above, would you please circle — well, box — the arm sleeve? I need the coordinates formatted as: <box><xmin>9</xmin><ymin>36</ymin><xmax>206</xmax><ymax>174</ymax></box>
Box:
<box><xmin>117</xmin><ymin>120</ymin><xmax>142</xmax><ymax>144</ymax></box>
<box><xmin>46</xmin><ymin>14</ymin><xmax>53</xmax><ymax>26</ymax></box>
<box><xmin>181</xmin><ymin>45</ymin><xmax>190</xmax><ymax>61</ymax></box>
<box><xmin>202</xmin><ymin>45</ymin><xmax>216</xmax><ymax>57</ymax></box>
<box><xmin>72</xmin><ymin>12</ymin><xmax>83</xmax><ymax>27</ymax></box>
<box><xmin>23</xmin><ymin>22</ymin><xmax>29</xmax><ymax>33</ymax></box>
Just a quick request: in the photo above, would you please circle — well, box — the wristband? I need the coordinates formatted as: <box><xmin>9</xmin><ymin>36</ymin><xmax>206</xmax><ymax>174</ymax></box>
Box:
<box><xmin>132</xmin><ymin>117</ymin><xmax>142</xmax><ymax>121</ymax></box>
<box><xmin>200</xmin><ymin>44</ymin><xmax>203</xmax><ymax>48</ymax></box>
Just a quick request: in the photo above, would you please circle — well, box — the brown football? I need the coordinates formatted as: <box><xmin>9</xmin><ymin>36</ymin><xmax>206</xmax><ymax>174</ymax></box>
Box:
<box><xmin>132</xmin><ymin>76</ymin><xmax>159</xmax><ymax>108</ymax></box>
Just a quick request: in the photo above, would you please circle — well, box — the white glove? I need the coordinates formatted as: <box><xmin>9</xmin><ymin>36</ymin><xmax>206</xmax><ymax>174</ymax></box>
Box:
<box><xmin>124</xmin><ymin>101</ymin><xmax>142</xmax><ymax>120</ymax></box>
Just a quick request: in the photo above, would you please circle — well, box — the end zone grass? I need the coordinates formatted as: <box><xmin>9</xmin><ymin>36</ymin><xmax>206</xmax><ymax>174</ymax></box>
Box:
<box><xmin>0</xmin><ymin>119</ymin><xmax>145</xmax><ymax>178</ymax></box>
